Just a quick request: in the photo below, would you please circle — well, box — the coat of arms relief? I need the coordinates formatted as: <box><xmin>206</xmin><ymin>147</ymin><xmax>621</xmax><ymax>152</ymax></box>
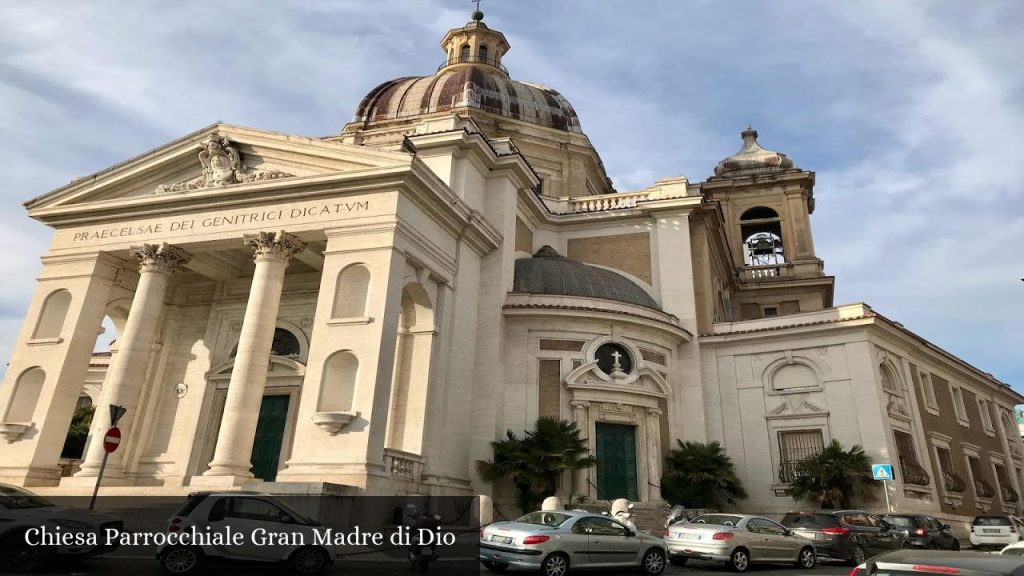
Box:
<box><xmin>156</xmin><ymin>135</ymin><xmax>293</xmax><ymax>193</ymax></box>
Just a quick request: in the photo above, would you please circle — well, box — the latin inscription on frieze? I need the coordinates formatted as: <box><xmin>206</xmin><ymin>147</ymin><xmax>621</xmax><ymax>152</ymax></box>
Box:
<box><xmin>71</xmin><ymin>201</ymin><xmax>370</xmax><ymax>242</ymax></box>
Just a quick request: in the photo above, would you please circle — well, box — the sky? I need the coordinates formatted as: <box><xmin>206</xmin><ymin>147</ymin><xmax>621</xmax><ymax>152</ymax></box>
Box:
<box><xmin>0</xmin><ymin>1</ymin><xmax>1021</xmax><ymax>390</ymax></box>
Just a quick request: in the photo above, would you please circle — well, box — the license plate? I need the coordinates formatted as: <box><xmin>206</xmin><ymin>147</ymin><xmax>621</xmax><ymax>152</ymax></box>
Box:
<box><xmin>421</xmin><ymin>549</ymin><xmax>433</xmax><ymax>557</ymax></box>
<box><xmin>984</xmin><ymin>529</ymin><xmax>1001</xmax><ymax>534</ymax></box>
<box><xmin>491</xmin><ymin>535</ymin><xmax>513</xmax><ymax>544</ymax></box>
<box><xmin>685</xmin><ymin>534</ymin><xmax>702</xmax><ymax>541</ymax></box>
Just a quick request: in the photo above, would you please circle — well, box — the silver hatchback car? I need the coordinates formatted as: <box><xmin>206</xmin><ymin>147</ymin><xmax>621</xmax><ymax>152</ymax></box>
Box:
<box><xmin>664</xmin><ymin>513</ymin><xmax>817</xmax><ymax>572</ymax></box>
<box><xmin>479</xmin><ymin>510</ymin><xmax>667</xmax><ymax>576</ymax></box>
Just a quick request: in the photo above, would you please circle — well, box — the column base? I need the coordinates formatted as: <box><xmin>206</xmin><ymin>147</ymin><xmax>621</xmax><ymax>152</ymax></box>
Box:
<box><xmin>59</xmin><ymin>474</ymin><xmax>133</xmax><ymax>490</ymax></box>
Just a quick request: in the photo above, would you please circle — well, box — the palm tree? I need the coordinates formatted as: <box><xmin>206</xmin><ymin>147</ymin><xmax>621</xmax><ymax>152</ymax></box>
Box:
<box><xmin>476</xmin><ymin>417</ymin><xmax>596</xmax><ymax>513</ymax></box>
<box><xmin>661</xmin><ymin>440</ymin><xmax>747</xmax><ymax>508</ymax></box>
<box><xmin>60</xmin><ymin>404</ymin><xmax>95</xmax><ymax>459</ymax></box>
<box><xmin>789</xmin><ymin>440</ymin><xmax>877</xmax><ymax>509</ymax></box>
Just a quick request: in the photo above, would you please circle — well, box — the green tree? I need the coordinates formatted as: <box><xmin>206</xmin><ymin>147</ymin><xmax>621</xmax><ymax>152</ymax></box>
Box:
<box><xmin>476</xmin><ymin>417</ymin><xmax>597</xmax><ymax>513</ymax></box>
<box><xmin>789</xmin><ymin>440</ymin><xmax>877</xmax><ymax>509</ymax></box>
<box><xmin>60</xmin><ymin>404</ymin><xmax>95</xmax><ymax>459</ymax></box>
<box><xmin>661</xmin><ymin>440</ymin><xmax>747</xmax><ymax>509</ymax></box>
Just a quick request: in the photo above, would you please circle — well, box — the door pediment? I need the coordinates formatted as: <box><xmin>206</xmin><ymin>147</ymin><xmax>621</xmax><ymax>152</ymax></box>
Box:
<box><xmin>26</xmin><ymin>123</ymin><xmax>413</xmax><ymax>217</ymax></box>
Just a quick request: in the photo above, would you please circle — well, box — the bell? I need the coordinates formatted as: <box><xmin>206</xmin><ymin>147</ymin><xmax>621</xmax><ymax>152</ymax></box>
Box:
<box><xmin>751</xmin><ymin>238</ymin><xmax>774</xmax><ymax>255</ymax></box>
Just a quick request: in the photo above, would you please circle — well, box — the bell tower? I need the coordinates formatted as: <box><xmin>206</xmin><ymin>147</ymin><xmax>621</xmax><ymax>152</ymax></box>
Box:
<box><xmin>701</xmin><ymin>127</ymin><xmax>834</xmax><ymax>320</ymax></box>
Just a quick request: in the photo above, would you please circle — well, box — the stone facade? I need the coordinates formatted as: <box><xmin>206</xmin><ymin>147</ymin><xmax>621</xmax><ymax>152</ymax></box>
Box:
<box><xmin>0</xmin><ymin>12</ymin><xmax>1019</xmax><ymax>537</ymax></box>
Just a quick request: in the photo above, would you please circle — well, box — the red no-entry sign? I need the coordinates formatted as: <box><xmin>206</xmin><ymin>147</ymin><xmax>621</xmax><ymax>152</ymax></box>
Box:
<box><xmin>103</xmin><ymin>427</ymin><xmax>121</xmax><ymax>453</ymax></box>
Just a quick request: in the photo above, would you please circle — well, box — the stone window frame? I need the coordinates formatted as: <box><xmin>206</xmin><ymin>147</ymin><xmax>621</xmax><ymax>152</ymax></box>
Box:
<box><xmin>917</xmin><ymin>368</ymin><xmax>940</xmax><ymax>416</ymax></box>
<box><xmin>889</xmin><ymin>420</ymin><xmax>933</xmax><ymax>500</ymax></box>
<box><xmin>976</xmin><ymin>396</ymin><xmax>996</xmax><ymax>438</ymax></box>
<box><xmin>761</xmin><ymin>352</ymin><xmax>825</xmax><ymax>397</ymax></box>
<box><xmin>767</xmin><ymin>415</ymin><xmax>831</xmax><ymax>496</ymax></box>
<box><xmin>927</xmin><ymin>431</ymin><xmax>963</xmax><ymax>508</ymax></box>
<box><xmin>989</xmin><ymin>451</ymin><xmax>1021</xmax><ymax>514</ymax></box>
<box><xmin>950</xmin><ymin>385</ymin><xmax>971</xmax><ymax>428</ymax></box>
<box><xmin>962</xmin><ymin>442</ymin><xmax>993</xmax><ymax>512</ymax></box>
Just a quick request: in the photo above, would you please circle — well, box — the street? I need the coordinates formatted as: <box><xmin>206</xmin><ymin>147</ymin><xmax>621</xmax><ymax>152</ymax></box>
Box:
<box><xmin>33</xmin><ymin>554</ymin><xmax>857</xmax><ymax>575</ymax></box>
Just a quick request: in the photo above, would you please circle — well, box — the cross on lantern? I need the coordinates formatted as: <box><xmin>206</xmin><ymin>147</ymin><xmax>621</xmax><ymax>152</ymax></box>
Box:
<box><xmin>472</xmin><ymin>0</ymin><xmax>482</xmax><ymax>11</ymax></box>
<box><xmin>611</xmin><ymin>350</ymin><xmax>622</xmax><ymax>367</ymax></box>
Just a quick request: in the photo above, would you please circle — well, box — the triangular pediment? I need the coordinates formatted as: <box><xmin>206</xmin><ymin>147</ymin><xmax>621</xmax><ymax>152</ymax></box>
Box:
<box><xmin>26</xmin><ymin>123</ymin><xmax>413</xmax><ymax>216</ymax></box>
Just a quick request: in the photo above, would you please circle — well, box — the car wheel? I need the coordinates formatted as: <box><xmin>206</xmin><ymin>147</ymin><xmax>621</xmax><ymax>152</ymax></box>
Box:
<box><xmin>290</xmin><ymin>546</ymin><xmax>329</xmax><ymax>575</ymax></box>
<box><xmin>641</xmin><ymin>548</ymin><xmax>666</xmax><ymax>575</ymax></box>
<box><xmin>669</xmin><ymin>556</ymin><xmax>688</xmax><ymax>567</ymax></box>
<box><xmin>541</xmin><ymin>552</ymin><xmax>569</xmax><ymax>576</ymax></box>
<box><xmin>728</xmin><ymin>548</ymin><xmax>750</xmax><ymax>573</ymax></box>
<box><xmin>848</xmin><ymin>545</ymin><xmax>867</xmax><ymax>567</ymax></box>
<box><xmin>928</xmin><ymin>541</ymin><xmax>939</xmax><ymax>550</ymax></box>
<box><xmin>160</xmin><ymin>545</ymin><xmax>202</xmax><ymax>576</ymax></box>
<box><xmin>0</xmin><ymin>533</ymin><xmax>54</xmax><ymax>574</ymax></box>
<box><xmin>901</xmin><ymin>540</ymin><xmax>912</xmax><ymax>550</ymax></box>
<box><xmin>482</xmin><ymin>560</ymin><xmax>509</xmax><ymax>573</ymax></box>
<box><xmin>952</xmin><ymin>539</ymin><xmax>960</xmax><ymax>551</ymax></box>
<box><xmin>795</xmin><ymin>546</ymin><xmax>816</xmax><ymax>569</ymax></box>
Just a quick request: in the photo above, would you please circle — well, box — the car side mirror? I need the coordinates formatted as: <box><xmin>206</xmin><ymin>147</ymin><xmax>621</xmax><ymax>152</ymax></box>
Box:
<box><xmin>626</xmin><ymin>529</ymin><xmax>636</xmax><ymax>537</ymax></box>
<box><xmin>942</xmin><ymin>524</ymin><xmax>951</xmax><ymax>531</ymax></box>
<box><xmin>209</xmin><ymin>512</ymin><xmax>225</xmax><ymax>522</ymax></box>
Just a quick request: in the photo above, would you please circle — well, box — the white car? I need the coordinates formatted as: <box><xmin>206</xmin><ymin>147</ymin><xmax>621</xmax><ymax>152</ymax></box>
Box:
<box><xmin>664</xmin><ymin>513</ymin><xmax>816</xmax><ymax>572</ymax></box>
<box><xmin>0</xmin><ymin>483</ymin><xmax>123</xmax><ymax>572</ymax></box>
<box><xmin>157</xmin><ymin>491</ymin><xmax>334</xmax><ymax>575</ymax></box>
<box><xmin>970</xmin><ymin>515</ymin><xmax>1024</xmax><ymax>550</ymax></box>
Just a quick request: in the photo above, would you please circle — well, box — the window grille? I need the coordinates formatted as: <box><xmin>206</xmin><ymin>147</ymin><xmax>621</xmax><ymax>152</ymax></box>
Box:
<box><xmin>778</xmin><ymin>430</ymin><xmax>824</xmax><ymax>483</ymax></box>
<box><xmin>893</xmin><ymin>430</ymin><xmax>930</xmax><ymax>486</ymax></box>
<box><xmin>936</xmin><ymin>446</ymin><xmax>966</xmax><ymax>493</ymax></box>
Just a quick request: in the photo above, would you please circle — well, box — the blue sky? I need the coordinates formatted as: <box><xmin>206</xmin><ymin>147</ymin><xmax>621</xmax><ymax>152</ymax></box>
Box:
<box><xmin>0</xmin><ymin>1</ymin><xmax>1021</xmax><ymax>390</ymax></box>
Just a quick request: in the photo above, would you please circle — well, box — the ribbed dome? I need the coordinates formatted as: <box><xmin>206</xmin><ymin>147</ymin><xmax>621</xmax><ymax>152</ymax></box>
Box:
<box><xmin>353</xmin><ymin>67</ymin><xmax>582</xmax><ymax>133</ymax></box>
<box><xmin>714</xmin><ymin>127</ymin><xmax>796</xmax><ymax>177</ymax></box>
<box><xmin>513</xmin><ymin>246</ymin><xmax>660</xmax><ymax>309</ymax></box>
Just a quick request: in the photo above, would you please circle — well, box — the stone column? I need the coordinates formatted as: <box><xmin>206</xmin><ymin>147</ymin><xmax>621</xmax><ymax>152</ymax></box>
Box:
<box><xmin>76</xmin><ymin>243</ymin><xmax>191</xmax><ymax>478</ymax></box>
<box><xmin>645</xmin><ymin>407</ymin><xmax>664</xmax><ymax>501</ymax></box>
<box><xmin>571</xmin><ymin>400</ymin><xmax>590</xmax><ymax>500</ymax></box>
<box><xmin>204</xmin><ymin>231</ymin><xmax>305</xmax><ymax>479</ymax></box>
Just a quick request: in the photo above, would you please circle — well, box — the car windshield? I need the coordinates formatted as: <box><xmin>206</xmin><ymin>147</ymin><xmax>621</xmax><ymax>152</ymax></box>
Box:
<box><xmin>689</xmin><ymin>514</ymin><xmax>743</xmax><ymax>527</ymax></box>
<box><xmin>0</xmin><ymin>485</ymin><xmax>54</xmax><ymax>509</ymax></box>
<box><xmin>974</xmin><ymin>516</ymin><xmax>1012</xmax><ymax>526</ymax></box>
<box><xmin>516</xmin><ymin>512</ymin><xmax>571</xmax><ymax>527</ymax></box>
<box><xmin>883</xmin><ymin>516</ymin><xmax>915</xmax><ymax>528</ymax></box>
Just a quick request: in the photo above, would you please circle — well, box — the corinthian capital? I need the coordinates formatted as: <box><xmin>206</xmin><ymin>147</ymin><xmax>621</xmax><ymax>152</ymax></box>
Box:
<box><xmin>130</xmin><ymin>243</ymin><xmax>192</xmax><ymax>273</ymax></box>
<box><xmin>244</xmin><ymin>230</ymin><xmax>306</xmax><ymax>263</ymax></box>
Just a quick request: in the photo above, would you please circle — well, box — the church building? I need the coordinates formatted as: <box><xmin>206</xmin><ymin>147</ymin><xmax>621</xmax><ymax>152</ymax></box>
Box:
<box><xmin>1</xmin><ymin>11</ymin><xmax>1021</xmax><ymax>528</ymax></box>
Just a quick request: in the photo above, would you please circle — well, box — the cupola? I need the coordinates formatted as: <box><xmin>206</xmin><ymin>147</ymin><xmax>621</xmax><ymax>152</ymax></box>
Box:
<box><xmin>713</xmin><ymin>127</ymin><xmax>796</xmax><ymax>177</ymax></box>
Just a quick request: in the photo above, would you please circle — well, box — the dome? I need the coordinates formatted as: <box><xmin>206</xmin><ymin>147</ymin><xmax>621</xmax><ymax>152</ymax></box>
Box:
<box><xmin>353</xmin><ymin>67</ymin><xmax>582</xmax><ymax>134</ymax></box>
<box><xmin>512</xmin><ymin>246</ymin><xmax>660</xmax><ymax>310</ymax></box>
<box><xmin>714</xmin><ymin>127</ymin><xmax>796</xmax><ymax>177</ymax></box>
<box><xmin>351</xmin><ymin>13</ymin><xmax>582</xmax><ymax>134</ymax></box>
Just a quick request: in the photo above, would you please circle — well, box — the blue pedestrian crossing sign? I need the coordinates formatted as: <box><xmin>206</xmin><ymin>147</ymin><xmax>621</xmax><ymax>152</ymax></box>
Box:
<box><xmin>872</xmin><ymin>464</ymin><xmax>894</xmax><ymax>481</ymax></box>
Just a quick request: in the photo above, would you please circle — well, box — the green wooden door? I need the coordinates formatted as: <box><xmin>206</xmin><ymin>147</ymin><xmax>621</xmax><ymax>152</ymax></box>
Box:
<box><xmin>596</xmin><ymin>423</ymin><xmax>638</xmax><ymax>501</ymax></box>
<box><xmin>250</xmin><ymin>395</ymin><xmax>290</xmax><ymax>481</ymax></box>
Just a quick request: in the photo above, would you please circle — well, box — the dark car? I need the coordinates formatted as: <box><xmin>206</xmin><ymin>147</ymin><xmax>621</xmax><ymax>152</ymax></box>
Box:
<box><xmin>781</xmin><ymin>510</ymin><xmax>907</xmax><ymax>565</ymax></box>
<box><xmin>883</xmin><ymin>514</ymin><xmax>960</xmax><ymax>550</ymax></box>
<box><xmin>851</xmin><ymin>549</ymin><xmax>1024</xmax><ymax>575</ymax></box>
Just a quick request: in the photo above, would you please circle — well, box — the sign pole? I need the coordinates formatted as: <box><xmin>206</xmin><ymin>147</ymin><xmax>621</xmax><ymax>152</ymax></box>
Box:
<box><xmin>88</xmin><ymin>451</ymin><xmax>109</xmax><ymax>511</ymax></box>
<box><xmin>884</xmin><ymin>481</ymin><xmax>891</xmax><ymax>515</ymax></box>
<box><xmin>89</xmin><ymin>404</ymin><xmax>127</xmax><ymax>511</ymax></box>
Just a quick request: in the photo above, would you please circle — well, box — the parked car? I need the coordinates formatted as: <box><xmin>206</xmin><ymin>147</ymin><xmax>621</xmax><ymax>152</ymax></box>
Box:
<box><xmin>157</xmin><ymin>491</ymin><xmax>333</xmax><ymax>575</ymax></box>
<box><xmin>0</xmin><ymin>483</ymin><xmax>123</xmax><ymax>573</ymax></box>
<box><xmin>780</xmin><ymin>509</ymin><xmax>907</xmax><ymax>565</ymax></box>
<box><xmin>883</xmin><ymin>514</ymin><xmax>960</xmax><ymax>550</ymax></box>
<box><xmin>851</xmin><ymin>549</ymin><xmax>1024</xmax><ymax>575</ymax></box>
<box><xmin>664</xmin><ymin>513</ymin><xmax>816</xmax><ymax>572</ymax></box>
<box><xmin>970</xmin><ymin>515</ymin><xmax>1024</xmax><ymax>550</ymax></box>
<box><xmin>478</xmin><ymin>509</ymin><xmax>667</xmax><ymax>576</ymax></box>
<box><xmin>1001</xmin><ymin>540</ymin><xmax>1024</xmax><ymax>556</ymax></box>
<box><xmin>664</xmin><ymin>505</ymin><xmax>710</xmax><ymax>531</ymax></box>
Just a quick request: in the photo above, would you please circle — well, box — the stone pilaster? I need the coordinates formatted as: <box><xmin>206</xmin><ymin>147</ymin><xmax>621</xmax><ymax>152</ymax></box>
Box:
<box><xmin>571</xmin><ymin>400</ymin><xmax>591</xmax><ymax>499</ymax></box>
<box><xmin>202</xmin><ymin>231</ymin><xmax>305</xmax><ymax>481</ymax></box>
<box><xmin>645</xmin><ymin>407</ymin><xmax>664</xmax><ymax>501</ymax></box>
<box><xmin>76</xmin><ymin>243</ymin><xmax>191</xmax><ymax>478</ymax></box>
